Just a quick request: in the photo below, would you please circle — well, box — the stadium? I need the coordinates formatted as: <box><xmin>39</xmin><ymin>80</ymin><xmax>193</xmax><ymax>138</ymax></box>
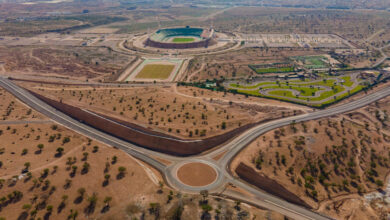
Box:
<box><xmin>145</xmin><ymin>27</ymin><xmax>216</xmax><ymax>49</ymax></box>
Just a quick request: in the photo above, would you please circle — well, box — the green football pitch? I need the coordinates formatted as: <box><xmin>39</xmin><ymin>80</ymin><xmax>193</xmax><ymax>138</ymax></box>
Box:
<box><xmin>172</xmin><ymin>37</ymin><xmax>195</xmax><ymax>43</ymax></box>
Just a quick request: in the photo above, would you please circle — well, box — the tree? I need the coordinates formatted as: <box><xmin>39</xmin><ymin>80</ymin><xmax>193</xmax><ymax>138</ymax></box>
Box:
<box><xmin>24</xmin><ymin>162</ymin><xmax>31</xmax><ymax>170</ymax></box>
<box><xmin>22</xmin><ymin>203</ymin><xmax>32</xmax><ymax>211</ymax></box>
<box><xmin>101</xmin><ymin>196</ymin><xmax>112</xmax><ymax>213</ymax></box>
<box><xmin>117</xmin><ymin>166</ymin><xmax>126</xmax><ymax>179</ymax></box>
<box><xmin>53</xmin><ymin>165</ymin><xmax>58</xmax><ymax>174</ymax></box>
<box><xmin>103</xmin><ymin>174</ymin><xmax>110</xmax><ymax>187</ymax></box>
<box><xmin>92</xmin><ymin>146</ymin><xmax>99</xmax><ymax>153</ymax></box>
<box><xmin>221</xmin><ymin>121</ymin><xmax>226</xmax><ymax>130</ymax></box>
<box><xmin>149</xmin><ymin>203</ymin><xmax>160</xmax><ymax>218</ymax></box>
<box><xmin>111</xmin><ymin>156</ymin><xmax>117</xmax><ymax>164</ymax></box>
<box><xmin>375</xmin><ymin>179</ymin><xmax>384</xmax><ymax>187</ymax></box>
<box><xmin>64</xmin><ymin>179</ymin><xmax>72</xmax><ymax>189</ymax></box>
<box><xmin>77</xmin><ymin>188</ymin><xmax>86</xmax><ymax>198</ymax></box>
<box><xmin>71</xmin><ymin>166</ymin><xmax>77</xmax><ymax>177</ymax></box>
<box><xmin>104</xmin><ymin>162</ymin><xmax>110</xmax><ymax>173</ymax></box>
<box><xmin>104</xmin><ymin>196</ymin><xmax>112</xmax><ymax>206</ymax></box>
<box><xmin>21</xmin><ymin>148</ymin><xmax>28</xmax><ymax>155</ymax></box>
<box><xmin>46</xmin><ymin>205</ymin><xmax>53</xmax><ymax>213</ymax></box>
<box><xmin>37</xmin><ymin>144</ymin><xmax>44</xmax><ymax>153</ymax></box>
<box><xmin>56</xmin><ymin>147</ymin><xmax>64</xmax><ymax>157</ymax></box>
<box><xmin>201</xmin><ymin>204</ymin><xmax>212</xmax><ymax>213</ymax></box>
<box><xmin>200</xmin><ymin>190</ymin><xmax>208</xmax><ymax>202</ymax></box>
<box><xmin>68</xmin><ymin>209</ymin><xmax>78</xmax><ymax>220</ymax></box>
<box><xmin>157</xmin><ymin>181</ymin><xmax>164</xmax><ymax>194</ymax></box>
<box><xmin>82</xmin><ymin>152</ymin><xmax>88</xmax><ymax>161</ymax></box>
<box><xmin>81</xmin><ymin>162</ymin><xmax>90</xmax><ymax>174</ymax></box>
<box><xmin>58</xmin><ymin>195</ymin><xmax>68</xmax><ymax>213</ymax></box>
<box><xmin>85</xmin><ymin>193</ymin><xmax>98</xmax><ymax>214</ymax></box>
<box><xmin>62</xmin><ymin>137</ymin><xmax>70</xmax><ymax>144</ymax></box>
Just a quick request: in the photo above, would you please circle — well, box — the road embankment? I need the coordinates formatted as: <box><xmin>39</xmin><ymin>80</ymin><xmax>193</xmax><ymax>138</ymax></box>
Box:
<box><xmin>29</xmin><ymin>90</ymin><xmax>264</xmax><ymax>156</ymax></box>
<box><xmin>235</xmin><ymin>163</ymin><xmax>312</xmax><ymax>209</ymax></box>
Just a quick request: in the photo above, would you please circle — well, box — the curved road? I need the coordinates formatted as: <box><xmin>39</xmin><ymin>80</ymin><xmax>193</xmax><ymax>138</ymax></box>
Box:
<box><xmin>2</xmin><ymin>76</ymin><xmax>390</xmax><ymax>220</ymax></box>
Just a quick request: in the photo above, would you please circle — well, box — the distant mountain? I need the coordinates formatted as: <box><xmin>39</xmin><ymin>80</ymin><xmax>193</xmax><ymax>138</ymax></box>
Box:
<box><xmin>173</xmin><ymin>0</ymin><xmax>390</xmax><ymax>10</ymax></box>
<box><xmin>0</xmin><ymin>0</ymin><xmax>389</xmax><ymax>10</ymax></box>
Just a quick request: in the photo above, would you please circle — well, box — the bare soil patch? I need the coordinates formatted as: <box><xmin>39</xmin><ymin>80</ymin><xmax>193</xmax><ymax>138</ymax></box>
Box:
<box><xmin>177</xmin><ymin>163</ymin><xmax>217</xmax><ymax>187</ymax></box>
<box><xmin>0</xmin><ymin>46</ymin><xmax>133</xmax><ymax>82</ymax></box>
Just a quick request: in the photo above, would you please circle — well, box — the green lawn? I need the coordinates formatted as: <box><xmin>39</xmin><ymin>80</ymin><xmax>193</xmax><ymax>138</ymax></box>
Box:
<box><xmin>172</xmin><ymin>37</ymin><xmax>195</xmax><ymax>43</ymax></box>
<box><xmin>252</xmin><ymin>67</ymin><xmax>294</xmax><ymax>74</ymax></box>
<box><xmin>341</xmin><ymin>76</ymin><xmax>354</xmax><ymax>87</ymax></box>
<box><xmin>268</xmin><ymin>90</ymin><xmax>295</xmax><ymax>97</ymax></box>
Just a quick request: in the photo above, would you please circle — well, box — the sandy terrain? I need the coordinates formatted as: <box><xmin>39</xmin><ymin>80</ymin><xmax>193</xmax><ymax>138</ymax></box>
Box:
<box><xmin>0</xmin><ymin>88</ymin><xmax>287</xmax><ymax>219</ymax></box>
<box><xmin>23</xmin><ymin>82</ymin><xmax>300</xmax><ymax>139</ymax></box>
<box><xmin>231</xmin><ymin>95</ymin><xmax>390</xmax><ymax>219</ymax></box>
<box><xmin>0</xmin><ymin>46</ymin><xmax>134</xmax><ymax>82</ymax></box>
<box><xmin>0</xmin><ymin>87</ymin><xmax>46</xmax><ymax>121</ymax></box>
<box><xmin>177</xmin><ymin>163</ymin><xmax>217</xmax><ymax>187</ymax></box>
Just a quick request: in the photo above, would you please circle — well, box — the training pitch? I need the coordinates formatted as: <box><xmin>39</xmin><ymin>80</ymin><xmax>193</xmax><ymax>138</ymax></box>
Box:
<box><xmin>126</xmin><ymin>58</ymin><xmax>184</xmax><ymax>82</ymax></box>
<box><xmin>136</xmin><ymin>64</ymin><xmax>175</xmax><ymax>79</ymax></box>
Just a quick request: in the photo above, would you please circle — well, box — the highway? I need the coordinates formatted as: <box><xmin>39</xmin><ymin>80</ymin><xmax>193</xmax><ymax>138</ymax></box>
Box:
<box><xmin>2</xmin><ymin>76</ymin><xmax>390</xmax><ymax>220</ymax></box>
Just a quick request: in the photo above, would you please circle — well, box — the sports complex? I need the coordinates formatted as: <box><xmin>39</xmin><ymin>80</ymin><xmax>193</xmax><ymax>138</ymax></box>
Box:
<box><xmin>144</xmin><ymin>26</ymin><xmax>216</xmax><ymax>49</ymax></box>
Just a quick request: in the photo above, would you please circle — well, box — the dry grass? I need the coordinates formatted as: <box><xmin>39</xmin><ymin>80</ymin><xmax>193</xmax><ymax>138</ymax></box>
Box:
<box><xmin>0</xmin><ymin>88</ymin><xmax>45</xmax><ymax>121</ymax></box>
<box><xmin>135</xmin><ymin>64</ymin><xmax>175</xmax><ymax>79</ymax></box>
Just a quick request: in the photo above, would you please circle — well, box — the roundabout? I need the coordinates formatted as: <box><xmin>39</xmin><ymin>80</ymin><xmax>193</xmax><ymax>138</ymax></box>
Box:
<box><xmin>166</xmin><ymin>159</ymin><xmax>226</xmax><ymax>193</ymax></box>
<box><xmin>177</xmin><ymin>162</ymin><xmax>217</xmax><ymax>187</ymax></box>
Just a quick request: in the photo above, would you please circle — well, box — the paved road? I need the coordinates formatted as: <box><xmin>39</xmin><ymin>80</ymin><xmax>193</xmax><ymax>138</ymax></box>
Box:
<box><xmin>2</xmin><ymin>76</ymin><xmax>390</xmax><ymax>220</ymax></box>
